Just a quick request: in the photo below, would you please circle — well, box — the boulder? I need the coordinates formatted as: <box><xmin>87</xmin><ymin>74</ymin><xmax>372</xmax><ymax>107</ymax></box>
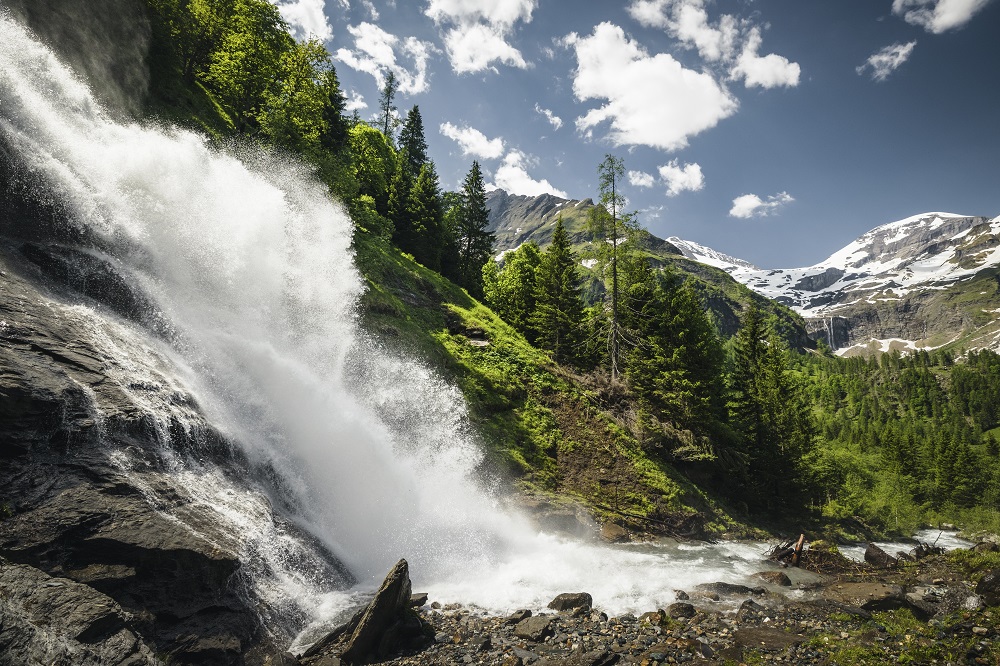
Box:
<box><xmin>732</xmin><ymin>627</ymin><xmax>805</xmax><ymax>651</ymax></box>
<box><xmin>694</xmin><ymin>582</ymin><xmax>766</xmax><ymax>597</ymax></box>
<box><xmin>305</xmin><ymin>559</ymin><xmax>420</xmax><ymax>664</ymax></box>
<box><xmin>752</xmin><ymin>571</ymin><xmax>792</xmax><ymax>587</ymax></box>
<box><xmin>975</xmin><ymin>568</ymin><xmax>1000</xmax><ymax>606</ymax></box>
<box><xmin>514</xmin><ymin>616</ymin><xmax>554</xmax><ymax>642</ymax></box>
<box><xmin>666</xmin><ymin>602</ymin><xmax>696</xmax><ymax>619</ymax></box>
<box><xmin>864</xmin><ymin>543</ymin><xmax>898</xmax><ymax>569</ymax></box>
<box><xmin>505</xmin><ymin>609</ymin><xmax>532</xmax><ymax>625</ymax></box>
<box><xmin>823</xmin><ymin>582</ymin><xmax>906</xmax><ymax>612</ymax></box>
<box><xmin>600</xmin><ymin>523</ymin><xmax>629</xmax><ymax>543</ymax></box>
<box><xmin>548</xmin><ymin>592</ymin><xmax>593</xmax><ymax>611</ymax></box>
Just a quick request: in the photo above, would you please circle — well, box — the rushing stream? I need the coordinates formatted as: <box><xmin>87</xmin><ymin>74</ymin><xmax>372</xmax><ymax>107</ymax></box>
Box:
<box><xmin>0</xmin><ymin>10</ymin><xmax>978</xmax><ymax>652</ymax></box>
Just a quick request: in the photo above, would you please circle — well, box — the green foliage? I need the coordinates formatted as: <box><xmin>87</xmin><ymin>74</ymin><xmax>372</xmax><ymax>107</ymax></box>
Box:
<box><xmin>530</xmin><ymin>217</ymin><xmax>586</xmax><ymax>366</ymax></box>
<box><xmin>482</xmin><ymin>242</ymin><xmax>542</xmax><ymax>339</ymax></box>
<box><xmin>454</xmin><ymin>161</ymin><xmax>494</xmax><ymax>297</ymax></box>
<box><xmin>727</xmin><ymin>303</ymin><xmax>814</xmax><ymax>510</ymax></box>
<box><xmin>398</xmin><ymin>106</ymin><xmax>428</xmax><ymax>177</ymax></box>
<box><xmin>204</xmin><ymin>0</ymin><xmax>291</xmax><ymax>132</ymax></box>
<box><xmin>349</xmin><ymin>123</ymin><xmax>395</xmax><ymax>216</ymax></box>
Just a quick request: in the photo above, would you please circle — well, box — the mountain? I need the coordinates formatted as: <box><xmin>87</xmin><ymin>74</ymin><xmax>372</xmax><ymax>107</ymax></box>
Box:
<box><xmin>485</xmin><ymin>189</ymin><xmax>810</xmax><ymax>346</ymax></box>
<box><xmin>674</xmin><ymin>212</ymin><xmax>1000</xmax><ymax>355</ymax></box>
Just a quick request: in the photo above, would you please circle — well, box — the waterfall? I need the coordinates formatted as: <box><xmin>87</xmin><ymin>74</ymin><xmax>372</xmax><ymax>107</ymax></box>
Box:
<box><xmin>826</xmin><ymin>317</ymin><xmax>837</xmax><ymax>351</ymax></box>
<box><xmin>0</xmin><ymin>10</ymin><xmax>783</xmax><ymax>639</ymax></box>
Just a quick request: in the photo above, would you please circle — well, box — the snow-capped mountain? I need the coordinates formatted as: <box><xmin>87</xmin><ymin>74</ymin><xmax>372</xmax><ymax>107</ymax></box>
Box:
<box><xmin>677</xmin><ymin>213</ymin><xmax>1000</xmax><ymax>353</ymax></box>
<box><xmin>667</xmin><ymin>237</ymin><xmax>759</xmax><ymax>272</ymax></box>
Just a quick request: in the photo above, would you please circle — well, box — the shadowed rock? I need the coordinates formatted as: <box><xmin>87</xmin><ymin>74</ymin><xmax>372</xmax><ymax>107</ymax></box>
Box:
<box><xmin>548</xmin><ymin>592</ymin><xmax>593</xmax><ymax>611</ymax></box>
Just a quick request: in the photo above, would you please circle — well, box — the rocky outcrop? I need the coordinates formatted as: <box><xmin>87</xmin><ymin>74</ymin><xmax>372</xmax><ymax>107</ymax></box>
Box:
<box><xmin>302</xmin><ymin>560</ymin><xmax>427</xmax><ymax>664</ymax></box>
<box><xmin>0</xmin><ymin>245</ymin><xmax>351</xmax><ymax>663</ymax></box>
<box><xmin>0</xmin><ymin>559</ymin><xmax>159</xmax><ymax>666</ymax></box>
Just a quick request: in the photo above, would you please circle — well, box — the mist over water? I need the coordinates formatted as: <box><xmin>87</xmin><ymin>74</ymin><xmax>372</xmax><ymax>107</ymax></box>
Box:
<box><xmin>0</xmin><ymin>11</ymin><xmax>783</xmax><ymax>639</ymax></box>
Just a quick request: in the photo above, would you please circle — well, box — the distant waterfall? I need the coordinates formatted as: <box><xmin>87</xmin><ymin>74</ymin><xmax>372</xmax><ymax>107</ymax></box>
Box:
<box><xmin>826</xmin><ymin>317</ymin><xmax>837</xmax><ymax>351</ymax></box>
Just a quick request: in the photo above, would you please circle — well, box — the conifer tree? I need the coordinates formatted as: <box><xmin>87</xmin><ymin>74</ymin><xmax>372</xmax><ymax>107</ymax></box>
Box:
<box><xmin>405</xmin><ymin>162</ymin><xmax>444</xmax><ymax>270</ymax></box>
<box><xmin>398</xmin><ymin>106</ymin><xmax>428</xmax><ymax>177</ymax></box>
<box><xmin>388</xmin><ymin>148</ymin><xmax>414</xmax><ymax>250</ymax></box>
<box><xmin>590</xmin><ymin>154</ymin><xmax>636</xmax><ymax>380</ymax></box>
<box><xmin>376</xmin><ymin>71</ymin><xmax>399</xmax><ymax>140</ymax></box>
<box><xmin>727</xmin><ymin>302</ymin><xmax>813</xmax><ymax>508</ymax></box>
<box><xmin>483</xmin><ymin>242</ymin><xmax>541</xmax><ymax>338</ymax></box>
<box><xmin>455</xmin><ymin>161</ymin><xmax>494</xmax><ymax>297</ymax></box>
<box><xmin>530</xmin><ymin>217</ymin><xmax>584</xmax><ymax>364</ymax></box>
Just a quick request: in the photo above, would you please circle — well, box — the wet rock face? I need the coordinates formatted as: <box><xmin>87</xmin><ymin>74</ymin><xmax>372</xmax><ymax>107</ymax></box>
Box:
<box><xmin>0</xmin><ymin>559</ymin><xmax>159</xmax><ymax>666</ymax></box>
<box><xmin>0</xmin><ymin>249</ymin><xmax>320</xmax><ymax>664</ymax></box>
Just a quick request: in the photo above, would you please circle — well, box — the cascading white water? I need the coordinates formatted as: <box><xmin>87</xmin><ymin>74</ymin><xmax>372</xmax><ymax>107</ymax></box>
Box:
<box><xmin>0</xmin><ymin>11</ymin><xmax>792</xmax><ymax>641</ymax></box>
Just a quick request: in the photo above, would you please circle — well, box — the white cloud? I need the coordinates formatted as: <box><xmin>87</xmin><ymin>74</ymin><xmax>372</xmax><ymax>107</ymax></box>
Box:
<box><xmin>271</xmin><ymin>0</ymin><xmax>333</xmax><ymax>40</ymax></box>
<box><xmin>565</xmin><ymin>22</ymin><xmax>738</xmax><ymax>151</ymax></box>
<box><xmin>334</xmin><ymin>23</ymin><xmax>436</xmax><ymax>94</ymax></box>
<box><xmin>892</xmin><ymin>0</ymin><xmax>993</xmax><ymax>33</ymax></box>
<box><xmin>490</xmin><ymin>150</ymin><xmax>568</xmax><ymax>197</ymax></box>
<box><xmin>442</xmin><ymin>24</ymin><xmax>527</xmax><ymax>73</ymax></box>
<box><xmin>439</xmin><ymin>122</ymin><xmax>505</xmax><ymax>159</ymax></box>
<box><xmin>856</xmin><ymin>41</ymin><xmax>918</xmax><ymax>81</ymax></box>
<box><xmin>658</xmin><ymin>160</ymin><xmax>704</xmax><ymax>196</ymax></box>
<box><xmin>732</xmin><ymin>28</ymin><xmax>800</xmax><ymax>89</ymax></box>
<box><xmin>729</xmin><ymin>191</ymin><xmax>794</xmax><ymax>218</ymax></box>
<box><xmin>425</xmin><ymin>0</ymin><xmax>536</xmax><ymax>73</ymax></box>
<box><xmin>534</xmin><ymin>104</ymin><xmax>563</xmax><ymax>130</ymax></box>
<box><xmin>362</xmin><ymin>0</ymin><xmax>379</xmax><ymax>20</ymax></box>
<box><xmin>345</xmin><ymin>91</ymin><xmax>367</xmax><ymax>112</ymax></box>
<box><xmin>627</xmin><ymin>0</ymin><xmax>800</xmax><ymax>89</ymax></box>
<box><xmin>629</xmin><ymin>170</ymin><xmax>656</xmax><ymax>188</ymax></box>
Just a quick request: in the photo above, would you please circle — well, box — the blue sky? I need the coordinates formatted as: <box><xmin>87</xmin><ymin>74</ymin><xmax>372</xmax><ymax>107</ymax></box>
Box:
<box><xmin>271</xmin><ymin>0</ymin><xmax>1000</xmax><ymax>268</ymax></box>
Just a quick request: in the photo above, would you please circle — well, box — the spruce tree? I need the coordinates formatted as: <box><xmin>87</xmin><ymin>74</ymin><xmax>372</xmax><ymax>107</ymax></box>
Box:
<box><xmin>388</xmin><ymin>148</ymin><xmax>414</xmax><ymax>251</ymax></box>
<box><xmin>530</xmin><ymin>217</ymin><xmax>584</xmax><ymax>364</ymax></box>
<box><xmin>455</xmin><ymin>161</ymin><xmax>494</xmax><ymax>297</ymax></box>
<box><xmin>405</xmin><ymin>162</ymin><xmax>444</xmax><ymax>270</ymax></box>
<box><xmin>398</xmin><ymin>106</ymin><xmax>428</xmax><ymax>178</ymax></box>
<box><xmin>376</xmin><ymin>71</ymin><xmax>399</xmax><ymax>140</ymax></box>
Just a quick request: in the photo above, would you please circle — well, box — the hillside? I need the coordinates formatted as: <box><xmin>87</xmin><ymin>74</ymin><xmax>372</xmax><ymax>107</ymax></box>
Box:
<box><xmin>673</xmin><ymin>213</ymin><xmax>1000</xmax><ymax>355</ymax></box>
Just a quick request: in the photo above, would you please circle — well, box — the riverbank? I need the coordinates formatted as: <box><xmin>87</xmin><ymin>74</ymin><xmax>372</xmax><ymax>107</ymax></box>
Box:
<box><xmin>301</xmin><ymin>540</ymin><xmax>1000</xmax><ymax>666</ymax></box>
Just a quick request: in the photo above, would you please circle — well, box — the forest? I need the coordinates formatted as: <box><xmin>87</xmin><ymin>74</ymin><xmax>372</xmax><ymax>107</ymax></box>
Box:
<box><xmin>140</xmin><ymin>0</ymin><xmax>999</xmax><ymax>537</ymax></box>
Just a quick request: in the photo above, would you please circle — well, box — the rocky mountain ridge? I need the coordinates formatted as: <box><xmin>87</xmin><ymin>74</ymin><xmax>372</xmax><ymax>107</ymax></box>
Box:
<box><xmin>674</xmin><ymin>212</ymin><xmax>1000</xmax><ymax>354</ymax></box>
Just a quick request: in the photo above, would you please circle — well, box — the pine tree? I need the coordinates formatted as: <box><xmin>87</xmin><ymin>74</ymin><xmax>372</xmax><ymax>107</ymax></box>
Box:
<box><xmin>388</xmin><ymin>148</ymin><xmax>414</xmax><ymax>251</ymax></box>
<box><xmin>405</xmin><ymin>162</ymin><xmax>444</xmax><ymax>270</ymax></box>
<box><xmin>376</xmin><ymin>71</ymin><xmax>399</xmax><ymax>140</ymax></box>
<box><xmin>530</xmin><ymin>217</ymin><xmax>584</xmax><ymax>364</ymax></box>
<box><xmin>590</xmin><ymin>154</ymin><xmax>636</xmax><ymax>380</ymax></box>
<box><xmin>398</xmin><ymin>106</ymin><xmax>428</xmax><ymax>178</ymax></box>
<box><xmin>483</xmin><ymin>242</ymin><xmax>542</xmax><ymax>338</ymax></box>
<box><xmin>455</xmin><ymin>161</ymin><xmax>494</xmax><ymax>297</ymax></box>
<box><xmin>727</xmin><ymin>302</ymin><xmax>813</xmax><ymax>509</ymax></box>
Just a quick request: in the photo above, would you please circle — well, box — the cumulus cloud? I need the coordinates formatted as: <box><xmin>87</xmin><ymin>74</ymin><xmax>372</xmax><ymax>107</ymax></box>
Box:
<box><xmin>729</xmin><ymin>191</ymin><xmax>794</xmax><ymax>218</ymax></box>
<box><xmin>629</xmin><ymin>170</ymin><xmax>656</xmax><ymax>188</ymax></box>
<box><xmin>425</xmin><ymin>0</ymin><xmax>536</xmax><ymax>73</ymax></box>
<box><xmin>334</xmin><ymin>22</ymin><xmax>436</xmax><ymax>94</ymax></box>
<box><xmin>565</xmin><ymin>22</ymin><xmax>738</xmax><ymax>151</ymax></box>
<box><xmin>271</xmin><ymin>0</ymin><xmax>333</xmax><ymax>40</ymax></box>
<box><xmin>490</xmin><ymin>150</ymin><xmax>568</xmax><ymax>197</ymax></box>
<box><xmin>627</xmin><ymin>0</ymin><xmax>800</xmax><ymax>89</ymax></box>
<box><xmin>439</xmin><ymin>122</ymin><xmax>505</xmax><ymax>159</ymax></box>
<box><xmin>534</xmin><ymin>104</ymin><xmax>563</xmax><ymax>130</ymax></box>
<box><xmin>658</xmin><ymin>160</ymin><xmax>704</xmax><ymax>196</ymax></box>
<box><xmin>345</xmin><ymin>91</ymin><xmax>367</xmax><ymax>112</ymax></box>
<box><xmin>856</xmin><ymin>41</ymin><xmax>918</xmax><ymax>81</ymax></box>
<box><xmin>732</xmin><ymin>28</ymin><xmax>801</xmax><ymax>89</ymax></box>
<box><xmin>892</xmin><ymin>0</ymin><xmax>993</xmax><ymax>33</ymax></box>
